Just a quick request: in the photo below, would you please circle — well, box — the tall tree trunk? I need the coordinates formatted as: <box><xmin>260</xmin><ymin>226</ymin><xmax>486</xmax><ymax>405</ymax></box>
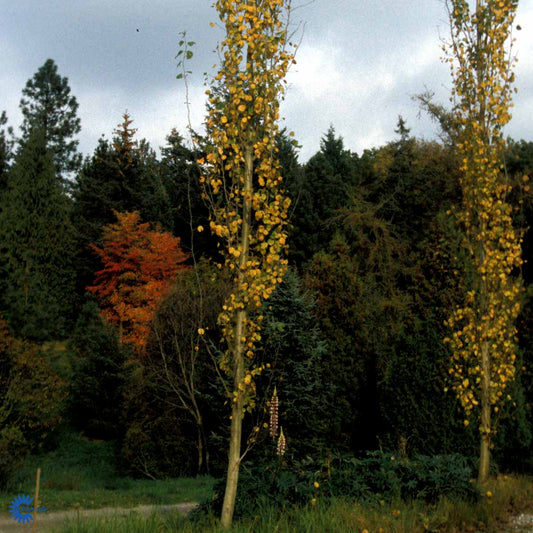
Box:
<box><xmin>220</xmin><ymin>349</ymin><xmax>245</xmax><ymax>527</ymax></box>
<box><xmin>479</xmin><ymin>340</ymin><xmax>491</xmax><ymax>483</ymax></box>
<box><xmin>195</xmin><ymin>412</ymin><xmax>210</xmax><ymax>475</ymax></box>
<box><xmin>475</xmin><ymin>0</ymin><xmax>490</xmax><ymax>484</ymax></box>
<box><xmin>220</xmin><ymin>143</ymin><xmax>254</xmax><ymax>529</ymax></box>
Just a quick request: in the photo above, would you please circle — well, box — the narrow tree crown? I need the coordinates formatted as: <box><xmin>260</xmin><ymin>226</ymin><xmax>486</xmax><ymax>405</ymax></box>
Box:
<box><xmin>20</xmin><ymin>58</ymin><xmax>81</xmax><ymax>179</ymax></box>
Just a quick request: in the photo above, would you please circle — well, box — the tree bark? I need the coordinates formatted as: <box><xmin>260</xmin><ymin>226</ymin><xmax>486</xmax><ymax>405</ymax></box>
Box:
<box><xmin>475</xmin><ymin>0</ymin><xmax>490</xmax><ymax>485</ymax></box>
<box><xmin>479</xmin><ymin>339</ymin><xmax>491</xmax><ymax>483</ymax></box>
<box><xmin>220</xmin><ymin>355</ymin><xmax>245</xmax><ymax>528</ymax></box>
<box><xmin>220</xmin><ymin>142</ymin><xmax>254</xmax><ymax>529</ymax></box>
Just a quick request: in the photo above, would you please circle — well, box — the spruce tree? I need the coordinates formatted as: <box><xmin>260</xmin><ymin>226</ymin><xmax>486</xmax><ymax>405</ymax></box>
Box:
<box><xmin>258</xmin><ymin>268</ymin><xmax>329</xmax><ymax>458</ymax></box>
<box><xmin>72</xmin><ymin>114</ymin><xmax>172</xmax><ymax>300</ymax></box>
<box><xmin>73</xmin><ymin>115</ymin><xmax>172</xmax><ymax>236</ymax></box>
<box><xmin>19</xmin><ymin>58</ymin><xmax>81</xmax><ymax>180</ymax></box>
<box><xmin>159</xmin><ymin>129</ymin><xmax>215</xmax><ymax>258</ymax></box>
<box><xmin>0</xmin><ymin>130</ymin><xmax>76</xmax><ymax>340</ymax></box>
<box><xmin>289</xmin><ymin>126</ymin><xmax>358</xmax><ymax>265</ymax></box>
<box><xmin>112</xmin><ymin>114</ymin><xmax>172</xmax><ymax>229</ymax></box>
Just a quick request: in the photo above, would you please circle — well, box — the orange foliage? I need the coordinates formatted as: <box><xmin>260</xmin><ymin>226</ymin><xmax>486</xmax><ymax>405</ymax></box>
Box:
<box><xmin>88</xmin><ymin>211</ymin><xmax>189</xmax><ymax>355</ymax></box>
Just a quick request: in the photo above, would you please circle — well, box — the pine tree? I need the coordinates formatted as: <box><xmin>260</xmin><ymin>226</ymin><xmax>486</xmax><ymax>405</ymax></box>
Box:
<box><xmin>71</xmin><ymin>138</ymin><xmax>119</xmax><ymax>298</ymax></box>
<box><xmin>0</xmin><ymin>130</ymin><xmax>76</xmax><ymax>340</ymax></box>
<box><xmin>159</xmin><ymin>129</ymin><xmax>217</xmax><ymax>259</ymax></box>
<box><xmin>0</xmin><ymin>112</ymin><xmax>14</xmax><ymax>315</ymax></box>
<box><xmin>364</xmin><ymin>126</ymin><xmax>461</xmax><ymax>246</ymax></box>
<box><xmin>19</xmin><ymin>59</ymin><xmax>81</xmax><ymax>180</ymax></box>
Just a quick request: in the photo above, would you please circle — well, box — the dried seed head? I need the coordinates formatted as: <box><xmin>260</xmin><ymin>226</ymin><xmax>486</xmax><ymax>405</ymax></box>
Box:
<box><xmin>269</xmin><ymin>387</ymin><xmax>279</xmax><ymax>438</ymax></box>
<box><xmin>277</xmin><ymin>427</ymin><xmax>286</xmax><ymax>456</ymax></box>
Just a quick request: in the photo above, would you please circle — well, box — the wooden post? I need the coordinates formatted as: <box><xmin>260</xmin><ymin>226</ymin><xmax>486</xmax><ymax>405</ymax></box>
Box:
<box><xmin>32</xmin><ymin>468</ymin><xmax>41</xmax><ymax>533</ymax></box>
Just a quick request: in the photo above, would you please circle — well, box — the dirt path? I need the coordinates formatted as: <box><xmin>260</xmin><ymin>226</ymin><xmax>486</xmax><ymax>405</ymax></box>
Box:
<box><xmin>0</xmin><ymin>502</ymin><xmax>197</xmax><ymax>533</ymax></box>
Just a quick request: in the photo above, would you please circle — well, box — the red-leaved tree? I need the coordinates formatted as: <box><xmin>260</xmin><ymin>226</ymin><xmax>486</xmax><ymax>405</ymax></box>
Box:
<box><xmin>88</xmin><ymin>211</ymin><xmax>189</xmax><ymax>355</ymax></box>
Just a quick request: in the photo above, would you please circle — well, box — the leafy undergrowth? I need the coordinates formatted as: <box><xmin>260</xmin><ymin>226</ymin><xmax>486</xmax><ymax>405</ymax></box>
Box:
<box><xmin>50</xmin><ymin>474</ymin><xmax>533</xmax><ymax>533</ymax></box>
<box><xmin>2</xmin><ymin>434</ymin><xmax>532</xmax><ymax>532</ymax></box>
<box><xmin>0</xmin><ymin>430</ymin><xmax>214</xmax><ymax>512</ymax></box>
<box><xmin>196</xmin><ymin>452</ymin><xmax>481</xmax><ymax>522</ymax></box>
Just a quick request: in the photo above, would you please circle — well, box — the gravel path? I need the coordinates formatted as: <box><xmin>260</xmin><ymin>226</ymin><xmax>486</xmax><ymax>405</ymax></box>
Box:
<box><xmin>507</xmin><ymin>513</ymin><xmax>533</xmax><ymax>532</ymax></box>
<box><xmin>0</xmin><ymin>502</ymin><xmax>197</xmax><ymax>533</ymax></box>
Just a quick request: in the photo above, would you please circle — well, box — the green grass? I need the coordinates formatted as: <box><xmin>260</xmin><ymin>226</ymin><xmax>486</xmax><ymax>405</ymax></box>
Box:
<box><xmin>48</xmin><ymin>474</ymin><xmax>533</xmax><ymax>532</ymax></box>
<box><xmin>0</xmin><ymin>430</ymin><xmax>214</xmax><ymax>513</ymax></box>
<box><xmin>3</xmin><ymin>431</ymin><xmax>533</xmax><ymax>531</ymax></box>
<box><xmin>57</xmin><ymin>512</ymin><xmax>186</xmax><ymax>533</ymax></box>
<box><xmin>0</xmin><ymin>477</ymin><xmax>213</xmax><ymax>513</ymax></box>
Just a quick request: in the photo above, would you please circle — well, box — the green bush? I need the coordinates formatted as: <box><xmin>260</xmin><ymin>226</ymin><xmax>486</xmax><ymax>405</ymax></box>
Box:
<box><xmin>0</xmin><ymin>316</ymin><xmax>67</xmax><ymax>489</ymax></box>
<box><xmin>325</xmin><ymin>452</ymin><xmax>478</xmax><ymax>503</ymax></box>
<box><xmin>196</xmin><ymin>452</ymin><xmax>478</xmax><ymax>519</ymax></box>
<box><xmin>0</xmin><ymin>425</ymin><xmax>27</xmax><ymax>489</ymax></box>
<box><xmin>68</xmin><ymin>297</ymin><xmax>127</xmax><ymax>440</ymax></box>
<box><xmin>195</xmin><ymin>457</ymin><xmax>314</xmax><ymax>519</ymax></box>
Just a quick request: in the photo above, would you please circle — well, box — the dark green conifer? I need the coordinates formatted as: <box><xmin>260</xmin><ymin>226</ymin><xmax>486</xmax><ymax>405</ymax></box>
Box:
<box><xmin>289</xmin><ymin>126</ymin><xmax>358</xmax><ymax>265</ymax></box>
<box><xmin>19</xmin><ymin>59</ymin><xmax>81</xmax><ymax>180</ymax></box>
<box><xmin>69</xmin><ymin>298</ymin><xmax>126</xmax><ymax>440</ymax></box>
<box><xmin>0</xmin><ymin>130</ymin><xmax>76</xmax><ymax>340</ymax></box>
<box><xmin>258</xmin><ymin>268</ymin><xmax>330</xmax><ymax>457</ymax></box>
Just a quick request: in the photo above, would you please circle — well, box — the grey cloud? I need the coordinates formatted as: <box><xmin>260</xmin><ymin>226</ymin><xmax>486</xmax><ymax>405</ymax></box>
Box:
<box><xmin>1</xmin><ymin>0</ymin><xmax>531</xmax><ymax>163</ymax></box>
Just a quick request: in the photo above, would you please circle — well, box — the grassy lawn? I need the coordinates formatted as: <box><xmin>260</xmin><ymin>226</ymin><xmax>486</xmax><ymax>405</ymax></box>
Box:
<box><xmin>0</xmin><ymin>477</ymin><xmax>213</xmax><ymax>512</ymax></box>
<box><xmin>0</xmin><ymin>430</ymin><xmax>214</xmax><ymax>513</ymax></box>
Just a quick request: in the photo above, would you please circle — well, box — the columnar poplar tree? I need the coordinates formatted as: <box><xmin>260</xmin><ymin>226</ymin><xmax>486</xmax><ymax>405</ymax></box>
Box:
<box><xmin>199</xmin><ymin>0</ymin><xmax>294</xmax><ymax>526</ymax></box>
<box><xmin>443</xmin><ymin>0</ymin><xmax>522</xmax><ymax>482</ymax></box>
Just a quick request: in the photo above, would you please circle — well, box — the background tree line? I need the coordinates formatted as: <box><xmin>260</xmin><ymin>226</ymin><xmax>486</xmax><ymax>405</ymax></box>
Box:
<box><xmin>1</xmin><ymin>57</ymin><xmax>532</xmax><ymax>488</ymax></box>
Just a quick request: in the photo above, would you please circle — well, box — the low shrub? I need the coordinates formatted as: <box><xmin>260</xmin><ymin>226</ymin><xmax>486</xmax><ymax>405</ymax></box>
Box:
<box><xmin>327</xmin><ymin>451</ymin><xmax>478</xmax><ymax>503</ymax></box>
<box><xmin>0</xmin><ymin>426</ymin><xmax>27</xmax><ymax>489</ymax></box>
<box><xmin>196</xmin><ymin>451</ymin><xmax>478</xmax><ymax>519</ymax></box>
<box><xmin>0</xmin><ymin>317</ymin><xmax>68</xmax><ymax>489</ymax></box>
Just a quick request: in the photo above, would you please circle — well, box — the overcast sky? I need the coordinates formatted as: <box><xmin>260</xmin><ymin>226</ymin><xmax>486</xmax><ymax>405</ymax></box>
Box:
<box><xmin>1</xmin><ymin>0</ymin><xmax>533</xmax><ymax>163</ymax></box>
